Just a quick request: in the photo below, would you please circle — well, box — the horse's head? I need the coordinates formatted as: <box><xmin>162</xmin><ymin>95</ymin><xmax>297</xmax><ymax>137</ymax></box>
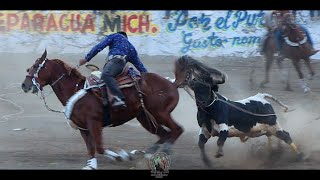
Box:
<box><xmin>21</xmin><ymin>49</ymin><xmax>80</xmax><ymax>94</ymax></box>
<box><xmin>22</xmin><ymin>49</ymin><xmax>52</xmax><ymax>93</ymax></box>
<box><xmin>173</xmin><ymin>55</ymin><xmax>227</xmax><ymax>88</ymax></box>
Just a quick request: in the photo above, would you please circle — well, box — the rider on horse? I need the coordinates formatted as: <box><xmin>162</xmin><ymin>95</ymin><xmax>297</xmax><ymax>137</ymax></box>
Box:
<box><xmin>78</xmin><ymin>31</ymin><xmax>148</xmax><ymax>108</ymax></box>
<box><xmin>262</xmin><ymin>10</ymin><xmax>317</xmax><ymax>56</ymax></box>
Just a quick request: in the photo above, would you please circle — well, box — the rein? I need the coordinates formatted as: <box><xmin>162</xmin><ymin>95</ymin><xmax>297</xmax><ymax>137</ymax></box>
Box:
<box><xmin>30</xmin><ymin>59</ymin><xmax>88</xmax><ymax>131</ymax></box>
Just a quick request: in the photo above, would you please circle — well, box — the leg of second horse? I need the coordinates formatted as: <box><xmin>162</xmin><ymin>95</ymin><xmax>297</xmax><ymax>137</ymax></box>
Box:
<box><xmin>291</xmin><ymin>59</ymin><xmax>311</xmax><ymax>93</ymax></box>
<box><xmin>261</xmin><ymin>53</ymin><xmax>274</xmax><ymax>87</ymax></box>
<box><xmin>303</xmin><ymin>57</ymin><xmax>316</xmax><ymax>80</ymax></box>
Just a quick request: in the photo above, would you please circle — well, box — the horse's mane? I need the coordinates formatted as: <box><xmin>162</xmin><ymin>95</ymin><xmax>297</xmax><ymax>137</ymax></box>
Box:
<box><xmin>177</xmin><ymin>55</ymin><xmax>228</xmax><ymax>82</ymax></box>
<box><xmin>52</xmin><ymin>59</ymin><xmax>86</xmax><ymax>80</ymax></box>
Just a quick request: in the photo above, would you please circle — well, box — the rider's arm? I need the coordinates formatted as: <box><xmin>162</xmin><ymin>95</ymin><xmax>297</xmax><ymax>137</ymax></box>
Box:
<box><xmin>85</xmin><ymin>35</ymin><xmax>113</xmax><ymax>62</ymax></box>
<box><xmin>130</xmin><ymin>50</ymin><xmax>148</xmax><ymax>73</ymax></box>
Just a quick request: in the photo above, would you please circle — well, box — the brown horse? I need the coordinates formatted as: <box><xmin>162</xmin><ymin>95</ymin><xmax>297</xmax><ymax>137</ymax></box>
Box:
<box><xmin>260</xmin><ymin>30</ymin><xmax>291</xmax><ymax>90</ymax></box>
<box><xmin>21</xmin><ymin>50</ymin><xmax>183</xmax><ymax>169</ymax></box>
<box><xmin>261</xmin><ymin>13</ymin><xmax>317</xmax><ymax>93</ymax></box>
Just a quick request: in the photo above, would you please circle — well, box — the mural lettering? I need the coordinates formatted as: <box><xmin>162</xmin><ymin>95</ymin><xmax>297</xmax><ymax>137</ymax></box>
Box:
<box><xmin>101</xmin><ymin>11</ymin><xmax>159</xmax><ymax>35</ymax></box>
<box><xmin>0</xmin><ymin>11</ymin><xmax>95</xmax><ymax>33</ymax></box>
<box><xmin>215</xmin><ymin>10</ymin><xmax>265</xmax><ymax>31</ymax></box>
<box><xmin>181</xmin><ymin>31</ymin><xmax>227</xmax><ymax>54</ymax></box>
<box><xmin>166</xmin><ymin>11</ymin><xmax>264</xmax><ymax>54</ymax></box>
<box><xmin>167</xmin><ymin>12</ymin><xmax>212</xmax><ymax>32</ymax></box>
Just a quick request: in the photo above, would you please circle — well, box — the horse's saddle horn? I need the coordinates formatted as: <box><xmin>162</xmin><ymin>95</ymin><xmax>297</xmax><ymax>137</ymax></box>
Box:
<box><xmin>86</xmin><ymin>64</ymin><xmax>100</xmax><ymax>72</ymax></box>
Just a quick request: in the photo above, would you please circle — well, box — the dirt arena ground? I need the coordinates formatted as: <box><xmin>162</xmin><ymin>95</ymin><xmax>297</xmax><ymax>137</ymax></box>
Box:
<box><xmin>0</xmin><ymin>52</ymin><xmax>320</xmax><ymax>170</ymax></box>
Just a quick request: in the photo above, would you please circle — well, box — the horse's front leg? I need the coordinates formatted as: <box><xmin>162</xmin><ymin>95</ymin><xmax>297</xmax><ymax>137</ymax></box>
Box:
<box><xmin>88</xmin><ymin>119</ymin><xmax>123</xmax><ymax>162</ymax></box>
<box><xmin>215</xmin><ymin>123</ymin><xmax>228</xmax><ymax>158</ymax></box>
<box><xmin>276</xmin><ymin>56</ymin><xmax>286</xmax><ymax>82</ymax></box>
<box><xmin>303</xmin><ymin>58</ymin><xmax>315</xmax><ymax>80</ymax></box>
<box><xmin>80</xmin><ymin>130</ymin><xmax>97</xmax><ymax>170</ymax></box>
<box><xmin>292</xmin><ymin>59</ymin><xmax>311</xmax><ymax>93</ymax></box>
<box><xmin>260</xmin><ymin>54</ymin><xmax>274</xmax><ymax>87</ymax></box>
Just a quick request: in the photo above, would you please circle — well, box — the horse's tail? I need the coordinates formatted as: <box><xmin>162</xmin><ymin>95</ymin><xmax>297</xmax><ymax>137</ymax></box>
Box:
<box><xmin>262</xmin><ymin>93</ymin><xmax>289</xmax><ymax>112</ymax></box>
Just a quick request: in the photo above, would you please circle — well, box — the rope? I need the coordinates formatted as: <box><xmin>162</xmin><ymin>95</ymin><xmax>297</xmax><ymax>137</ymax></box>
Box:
<box><xmin>0</xmin><ymin>90</ymin><xmax>25</xmax><ymax>123</ymax></box>
<box><xmin>216</xmin><ymin>99</ymin><xmax>277</xmax><ymax>117</ymax></box>
<box><xmin>184</xmin><ymin>87</ymin><xmax>279</xmax><ymax>117</ymax></box>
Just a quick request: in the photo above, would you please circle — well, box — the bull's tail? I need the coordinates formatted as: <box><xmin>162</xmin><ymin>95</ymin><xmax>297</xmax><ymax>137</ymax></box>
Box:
<box><xmin>262</xmin><ymin>93</ymin><xmax>289</xmax><ymax>112</ymax></box>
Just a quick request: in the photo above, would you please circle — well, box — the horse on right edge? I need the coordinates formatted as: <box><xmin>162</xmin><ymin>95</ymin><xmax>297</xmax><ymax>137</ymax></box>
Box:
<box><xmin>261</xmin><ymin>13</ymin><xmax>318</xmax><ymax>93</ymax></box>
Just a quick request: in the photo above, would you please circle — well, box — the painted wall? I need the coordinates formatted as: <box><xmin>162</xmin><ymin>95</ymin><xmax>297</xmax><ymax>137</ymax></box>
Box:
<box><xmin>0</xmin><ymin>10</ymin><xmax>319</xmax><ymax>58</ymax></box>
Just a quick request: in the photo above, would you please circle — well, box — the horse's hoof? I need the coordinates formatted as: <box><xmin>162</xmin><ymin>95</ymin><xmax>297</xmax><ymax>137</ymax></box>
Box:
<box><xmin>83</xmin><ymin>158</ymin><xmax>97</xmax><ymax>170</ymax></box>
<box><xmin>304</xmin><ymin>87</ymin><xmax>311</xmax><ymax>93</ymax></box>
<box><xmin>118</xmin><ymin>149</ymin><xmax>132</xmax><ymax>161</ymax></box>
<box><xmin>130</xmin><ymin>150</ymin><xmax>146</xmax><ymax>155</ymax></box>
<box><xmin>144</xmin><ymin>153</ymin><xmax>153</xmax><ymax>159</ymax></box>
<box><xmin>104</xmin><ymin>149</ymin><xmax>122</xmax><ymax>162</ymax></box>
<box><xmin>82</xmin><ymin>165</ymin><xmax>96</xmax><ymax>170</ymax></box>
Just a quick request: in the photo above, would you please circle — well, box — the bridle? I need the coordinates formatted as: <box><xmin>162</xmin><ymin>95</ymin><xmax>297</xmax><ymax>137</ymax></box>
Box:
<box><xmin>176</xmin><ymin>68</ymin><xmax>193</xmax><ymax>88</ymax></box>
<box><xmin>26</xmin><ymin>58</ymin><xmax>89</xmax><ymax>131</ymax></box>
<box><xmin>27</xmin><ymin>58</ymin><xmax>68</xmax><ymax>114</ymax></box>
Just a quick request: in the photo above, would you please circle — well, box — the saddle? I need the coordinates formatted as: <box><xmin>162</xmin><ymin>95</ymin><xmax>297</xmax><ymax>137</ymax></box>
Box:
<box><xmin>84</xmin><ymin>64</ymin><xmax>141</xmax><ymax>103</ymax></box>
